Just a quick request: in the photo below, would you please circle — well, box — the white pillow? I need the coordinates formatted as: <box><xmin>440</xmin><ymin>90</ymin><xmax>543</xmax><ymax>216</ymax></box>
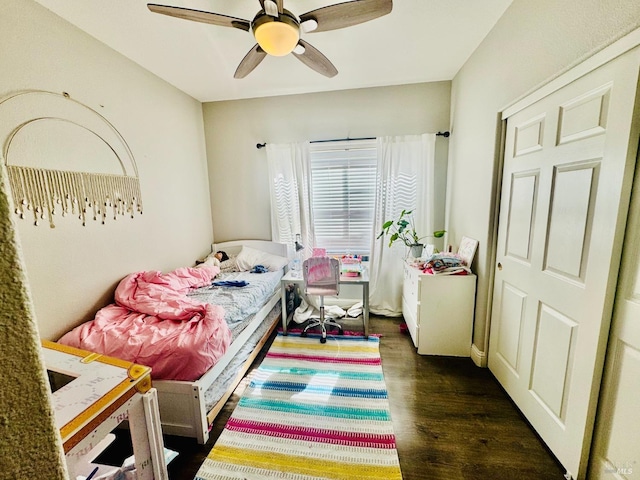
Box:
<box><xmin>235</xmin><ymin>245</ymin><xmax>289</xmax><ymax>272</ymax></box>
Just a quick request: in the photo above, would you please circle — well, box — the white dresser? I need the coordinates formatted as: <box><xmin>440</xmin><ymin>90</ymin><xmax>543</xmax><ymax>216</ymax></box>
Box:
<box><xmin>402</xmin><ymin>261</ymin><xmax>476</xmax><ymax>356</ymax></box>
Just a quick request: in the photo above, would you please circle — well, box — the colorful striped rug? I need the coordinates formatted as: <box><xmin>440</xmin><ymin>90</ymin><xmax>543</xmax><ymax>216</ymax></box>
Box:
<box><xmin>195</xmin><ymin>332</ymin><xmax>403</xmax><ymax>480</ymax></box>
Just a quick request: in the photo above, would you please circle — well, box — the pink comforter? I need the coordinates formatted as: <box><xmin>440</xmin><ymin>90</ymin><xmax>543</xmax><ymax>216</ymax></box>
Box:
<box><xmin>59</xmin><ymin>265</ymin><xmax>232</xmax><ymax>381</ymax></box>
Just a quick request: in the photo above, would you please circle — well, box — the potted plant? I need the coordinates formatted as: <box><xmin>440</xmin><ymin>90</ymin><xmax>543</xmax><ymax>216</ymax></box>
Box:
<box><xmin>377</xmin><ymin>209</ymin><xmax>445</xmax><ymax>257</ymax></box>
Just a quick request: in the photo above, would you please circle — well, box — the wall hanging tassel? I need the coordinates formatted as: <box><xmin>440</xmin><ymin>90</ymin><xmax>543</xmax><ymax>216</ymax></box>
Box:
<box><xmin>1</xmin><ymin>90</ymin><xmax>144</xmax><ymax>229</ymax></box>
<box><xmin>6</xmin><ymin>165</ymin><xmax>142</xmax><ymax>228</ymax></box>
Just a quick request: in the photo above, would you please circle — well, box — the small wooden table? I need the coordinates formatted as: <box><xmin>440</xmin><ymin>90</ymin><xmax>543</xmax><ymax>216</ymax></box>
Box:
<box><xmin>42</xmin><ymin>340</ymin><xmax>168</xmax><ymax>479</ymax></box>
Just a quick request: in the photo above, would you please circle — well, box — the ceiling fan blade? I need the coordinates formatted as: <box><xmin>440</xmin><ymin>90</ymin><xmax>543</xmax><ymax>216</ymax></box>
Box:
<box><xmin>234</xmin><ymin>44</ymin><xmax>268</xmax><ymax>79</ymax></box>
<box><xmin>292</xmin><ymin>39</ymin><xmax>338</xmax><ymax>78</ymax></box>
<box><xmin>147</xmin><ymin>4</ymin><xmax>251</xmax><ymax>32</ymax></box>
<box><xmin>299</xmin><ymin>0</ymin><xmax>392</xmax><ymax>33</ymax></box>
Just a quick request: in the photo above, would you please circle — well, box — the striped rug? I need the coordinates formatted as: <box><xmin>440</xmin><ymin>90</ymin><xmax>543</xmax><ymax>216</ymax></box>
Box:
<box><xmin>195</xmin><ymin>332</ymin><xmax>403</xmax><ymax>480</ymax></box>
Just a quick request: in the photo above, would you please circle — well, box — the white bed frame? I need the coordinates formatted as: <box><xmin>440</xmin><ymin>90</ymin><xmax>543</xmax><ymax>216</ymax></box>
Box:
<box><xmin>153</xmin><ymin>240</ymin><xmax>291</xmax><ymax>444</ymax></box>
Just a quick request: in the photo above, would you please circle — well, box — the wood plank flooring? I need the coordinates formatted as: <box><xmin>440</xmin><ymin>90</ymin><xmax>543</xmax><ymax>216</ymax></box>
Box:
<box><xmin>103</xmin><ymin>315</ymin><xmax>566</xmax><ymax>479</ymax></box>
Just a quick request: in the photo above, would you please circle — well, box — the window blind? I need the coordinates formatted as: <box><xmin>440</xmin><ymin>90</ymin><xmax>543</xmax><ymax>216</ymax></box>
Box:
<box><xmin>309</xmin><ymin>139</ymin><xmax>377</xmax><ymax>255</ymax></box>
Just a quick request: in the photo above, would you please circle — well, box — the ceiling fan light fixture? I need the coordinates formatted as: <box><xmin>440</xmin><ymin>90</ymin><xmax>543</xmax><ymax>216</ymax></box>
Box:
<box><xmin>252</xmin><ymin>11</ymin><xmax>300</xmax><ymax>56</ymax></box>
<box><xmin>148</xmin><ymin>0</ymin><xmax>393</xmax><ymax>79</ymax></box>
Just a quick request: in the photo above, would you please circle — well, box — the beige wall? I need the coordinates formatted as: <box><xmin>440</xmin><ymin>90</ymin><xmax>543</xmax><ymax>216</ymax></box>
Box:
<box><xmin>448</xmin><ymin>0</ymin><xmax>640</xmax><ymax>353</ymax></box>
<box><xmin>2</xmin><ymin>0</ymin><xmax>213</xmax><ymax>340</ymax></box>
<box><xmin>202</xmin><ymin>82</ymin><xmax>451</xmax><ymax>243</ymax></box>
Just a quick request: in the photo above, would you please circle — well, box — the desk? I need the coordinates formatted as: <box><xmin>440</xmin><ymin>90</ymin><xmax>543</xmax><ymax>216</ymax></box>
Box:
<box><xmin>280</xmin><ymin>268</ymin><xmax>370</xmax><ymax>338</ymax></box>
<box><xmin>42</xmin><ymin>340</ymin><xmax>168</xmax><ymax>480</ymax></box>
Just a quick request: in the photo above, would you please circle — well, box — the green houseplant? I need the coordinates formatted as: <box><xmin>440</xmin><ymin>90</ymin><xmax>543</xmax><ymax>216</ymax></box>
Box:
<box><xmin>377</xmin><ymin>209</ymin><xmax>445</xmax><ymax>257</ymax></box>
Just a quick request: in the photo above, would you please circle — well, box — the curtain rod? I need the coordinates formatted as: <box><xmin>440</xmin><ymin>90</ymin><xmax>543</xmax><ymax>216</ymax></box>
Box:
<box><xmin>255</xmin><ymin>131</ymin><xmax>450</xmax><ymax>149</ymax></box>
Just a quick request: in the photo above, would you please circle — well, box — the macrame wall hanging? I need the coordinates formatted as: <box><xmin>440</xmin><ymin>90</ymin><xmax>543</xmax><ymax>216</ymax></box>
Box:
<box><xmin>0</xmin><ymin>90</ymin><xmax>142</xmax><ymax>228</ymax></box>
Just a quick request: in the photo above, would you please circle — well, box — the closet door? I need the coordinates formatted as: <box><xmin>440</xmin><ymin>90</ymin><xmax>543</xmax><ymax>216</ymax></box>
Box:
<box><xmin>488</xmin><ymin>47</ymin><xmax>640</xmax><ymax>479</ymax></box>
<box><xmin>589</xmin><ymin>122</ymin><xmax>640</xmax><ymax>478</ymax></box>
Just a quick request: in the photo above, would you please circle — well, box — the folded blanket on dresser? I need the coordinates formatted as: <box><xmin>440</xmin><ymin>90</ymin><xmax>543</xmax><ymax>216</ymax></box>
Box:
<box><xmin>59</xmin><ymin>265</ymin><xmax>232</xmax><ymax>381</ymax></box>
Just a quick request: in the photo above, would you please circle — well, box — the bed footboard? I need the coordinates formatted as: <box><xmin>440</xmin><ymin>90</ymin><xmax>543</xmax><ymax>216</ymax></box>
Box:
<box><xmin>153</xmin><ymin>379</ymin><xmax>210</xmax><ymax>444</ymax></box>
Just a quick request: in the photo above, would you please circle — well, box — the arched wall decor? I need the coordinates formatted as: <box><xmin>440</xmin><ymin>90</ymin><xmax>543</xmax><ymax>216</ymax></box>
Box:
<box><xmin>0</xmin><ymin>90</ymin><xmax>143</xmax><ymax>227</ymax></box>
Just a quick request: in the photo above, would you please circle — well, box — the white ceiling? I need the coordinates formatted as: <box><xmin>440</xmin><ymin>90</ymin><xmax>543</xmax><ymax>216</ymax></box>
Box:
<box><xmin>33</xmin><ymin>0</ymin><xmax>513</xmax><ymax>103</ymax></box>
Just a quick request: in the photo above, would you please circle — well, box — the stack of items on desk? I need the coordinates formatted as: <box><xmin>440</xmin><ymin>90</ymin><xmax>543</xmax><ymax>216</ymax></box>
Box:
<box><xmin>340</xmin><ymin>254</ymin><xmax>363</xmax><ymax>277</ymax></box>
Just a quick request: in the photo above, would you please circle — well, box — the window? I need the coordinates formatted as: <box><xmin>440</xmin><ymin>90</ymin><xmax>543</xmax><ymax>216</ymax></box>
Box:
<box><xmin>309</xmin><ymin>139</ymin><xmax>377</xmax><ymax>255</ymax></box>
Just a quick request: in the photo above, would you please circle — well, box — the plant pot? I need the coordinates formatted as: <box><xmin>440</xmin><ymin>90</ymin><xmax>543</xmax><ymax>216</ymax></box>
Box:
<box><xmin>409</xmin><ymin>244</ymin><xmax>424</xmax><ymax>258</ymax></box>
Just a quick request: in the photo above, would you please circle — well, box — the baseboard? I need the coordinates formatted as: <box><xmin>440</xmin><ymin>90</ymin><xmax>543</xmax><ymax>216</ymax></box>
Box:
<box><xmin>471</xmin><ymin>344</ymin><xmax>488</xmax><ymax>368</ymax></box>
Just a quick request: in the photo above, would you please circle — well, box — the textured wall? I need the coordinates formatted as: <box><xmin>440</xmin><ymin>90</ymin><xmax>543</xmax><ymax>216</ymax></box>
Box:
<box><xmin>0</xmin><ymin>166</ymin><xmax>67</xmax><ymax>479</ymax></box>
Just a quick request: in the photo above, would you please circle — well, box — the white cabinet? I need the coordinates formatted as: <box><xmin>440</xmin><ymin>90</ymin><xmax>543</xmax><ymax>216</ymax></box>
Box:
<box><xmin>402</xmin><ymin>262</ymin><xmax>476</xmax><ymax>356</ymax></box>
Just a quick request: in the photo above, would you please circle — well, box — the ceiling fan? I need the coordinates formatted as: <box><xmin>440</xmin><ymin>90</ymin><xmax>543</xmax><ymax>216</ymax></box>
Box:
<box><xmin>147</xmin><ymin>0</ymin><xmax>393</xmax><ymax>79</ymax></box>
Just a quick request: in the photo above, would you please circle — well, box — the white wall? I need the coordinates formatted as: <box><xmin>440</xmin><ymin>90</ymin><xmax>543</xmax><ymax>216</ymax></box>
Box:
<box><xmin>1</xmin><ymin>0</ymin><xmax>213</xmax><ymax>340</ymax></box>
<box><xmin>202</xmin><ymin>82</ymin><xmax>451</xmax><ymax>243</ymax></box>
<box><xmin>448</xmin><ymin>0</ymin><xmax>640</xmax><ymax>353</ymax></box>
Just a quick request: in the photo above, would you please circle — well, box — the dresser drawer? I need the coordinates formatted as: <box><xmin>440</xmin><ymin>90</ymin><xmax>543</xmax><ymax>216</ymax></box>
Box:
<box><xmin>402</xmin><ymin>296</ymin><xmax>419</xmax><ymax>348</ymax></box>
<box><xmin>402</xmin><ymin>263</ymin><xmax>419</xmax><ymax>307</ymax></box>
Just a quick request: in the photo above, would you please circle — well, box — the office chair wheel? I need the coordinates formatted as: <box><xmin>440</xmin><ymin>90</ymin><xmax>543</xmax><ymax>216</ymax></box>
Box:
<box><xmin>301</xmin><ymin>330</ymin><xmax>308</xmax><ymax>337</ymax></box>
<box><xmin>320</xmin><ymin>336</ymin><xmax>327</xmax><ymax>344</ymax></box>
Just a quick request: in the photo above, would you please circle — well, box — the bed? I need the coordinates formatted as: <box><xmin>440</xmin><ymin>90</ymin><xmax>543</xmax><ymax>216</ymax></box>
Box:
<box><xmin>154</xmin><ymin>239</ymin><xmax>291</xmax><ymax>443</ymax></box>
<box><xmin>59</xmin><ymin>239</ymin><xmax>291</xmax><ymax>444</ymax></box>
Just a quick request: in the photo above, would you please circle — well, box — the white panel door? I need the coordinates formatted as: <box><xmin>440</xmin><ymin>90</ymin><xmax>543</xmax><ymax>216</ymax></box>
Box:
<box><xmin>589</xmin><ymin>120</ymin><xmax>640</xmax><ymax>479</ymax></box>
<box><xmin>489</xmin><ymin>47</ymin><xmax>640</xmax><ymax>480</ymax></box>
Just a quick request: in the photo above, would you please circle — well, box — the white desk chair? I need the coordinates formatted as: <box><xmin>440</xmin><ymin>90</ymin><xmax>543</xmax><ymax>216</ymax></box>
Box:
<box><xmin>302</xmin><ymin>257</ymin><xmax>341</xmax><ymax>343</ymax></box>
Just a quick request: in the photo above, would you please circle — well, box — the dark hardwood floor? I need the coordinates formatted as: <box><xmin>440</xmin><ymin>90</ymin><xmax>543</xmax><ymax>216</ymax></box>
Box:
<box><xmin>104</xmin><ymin>315</ymin><xmax>566</xmax><ymax>479</ymax></box>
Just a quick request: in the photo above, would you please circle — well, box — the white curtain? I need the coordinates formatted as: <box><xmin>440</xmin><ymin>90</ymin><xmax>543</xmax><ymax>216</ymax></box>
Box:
<box><xmin>369</xmin><ymin>134</ymin><xmax>436</xmax><ymax>316</ymax></box>
<box><xmin>266</xmin><ymin>142</ymin><xmax>314</xmax><ymax>258</ymax></box>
